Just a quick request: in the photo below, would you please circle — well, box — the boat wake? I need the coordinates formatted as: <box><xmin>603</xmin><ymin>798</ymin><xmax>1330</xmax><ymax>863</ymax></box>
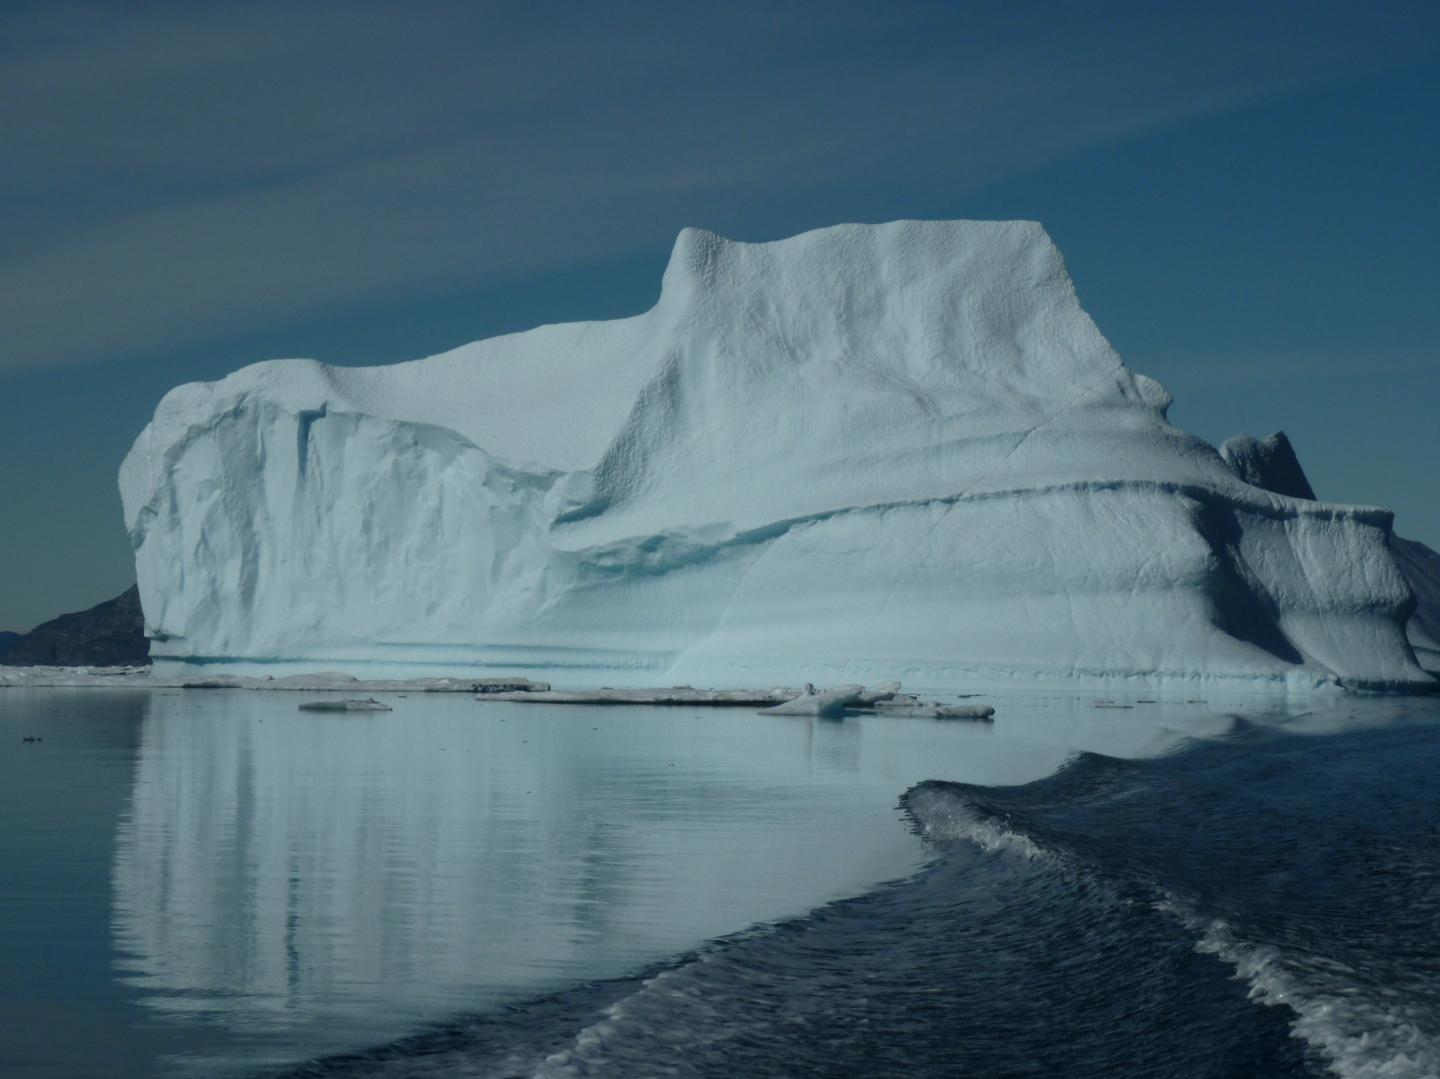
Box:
<box><xmin>267</xmin><ymin>717</ymin><xmax>1440</xmax><ymax>1079</ymax></box>
<box><xmin>1161</xmin><ymin>900</ymin><xmax>1440</xmax><ymax>1079</ymax></box>
<box><xmin>903</xmin><ymin>728</ymin><xmax>1440</xmax><ymax>1079</ymax></box>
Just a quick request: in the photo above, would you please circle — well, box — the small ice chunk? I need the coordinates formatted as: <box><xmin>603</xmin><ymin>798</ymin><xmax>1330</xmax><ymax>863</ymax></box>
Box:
<box><xmin>759</xmin><ymin>685</ymin><xmax>865</xmax><ymax>717</ymax></box>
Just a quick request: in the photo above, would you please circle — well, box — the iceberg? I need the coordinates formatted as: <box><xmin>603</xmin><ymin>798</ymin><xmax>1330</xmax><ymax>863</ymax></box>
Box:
<box><xmin>1219</xmin><ymin>432</ymin><xmax>1317</xmax><ymax>501</ymax></box>
<box><xmin>759</xmin><ymin>685</ymin><xmax>867</xmax><ymax>718</ymax></box>
<box><xmin>119</xmin><ymin>220</ymin><xmax>1437</xmax><ymax>691</ymax></box>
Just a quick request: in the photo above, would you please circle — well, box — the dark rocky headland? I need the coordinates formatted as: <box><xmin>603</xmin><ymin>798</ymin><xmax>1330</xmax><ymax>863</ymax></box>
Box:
<box><xmin>2</xmin><ymin>585</ymin><xmax>149</xmax><ymax>667</ymax></box>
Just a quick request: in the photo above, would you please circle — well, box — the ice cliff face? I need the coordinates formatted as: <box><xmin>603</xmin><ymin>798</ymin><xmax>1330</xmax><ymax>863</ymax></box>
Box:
<box><xmin>1390</xmin><ymin>538</ymin><xmax>1440</xmax><ymax>676</ymax></box>
<box><xmin>1213</xmin><ymin>427</ymin><xmax>1439</xmax><ymax>681</ymax></box>
<box><xmin>119</xmin><ymin>221</ymin><xmax>1436</xmax><ymax>690</ymax></box>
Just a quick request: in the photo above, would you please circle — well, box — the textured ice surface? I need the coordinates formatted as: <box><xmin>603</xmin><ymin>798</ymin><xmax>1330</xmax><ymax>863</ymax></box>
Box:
<box><xmin>1391</xmin><ymin>537</ymin><xmax>1440</xmax><ymax>675</ymax></box>
<box><xmin>1220</xmin><ymin>432</ymin><xmax>1318</xmax><ymax>501</ymax></box>
<box><xmin>120</xmin><ymin>221</ymin><xmax>1436</xmax><ymax>690</ymax></box>
<box><xmin>1216</xmin><ymin>428</ymin><xmax>1438</xmax><ymax>681</ymax></box>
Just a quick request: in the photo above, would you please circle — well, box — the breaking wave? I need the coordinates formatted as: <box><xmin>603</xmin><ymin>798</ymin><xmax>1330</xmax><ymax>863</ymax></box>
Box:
<box><xmin>1159</xmin><ymin>900</ymin><xmax>1440</xmax><ymax>1079</ymax></box>
<box><xmin>902</xmin><ymin>725</ymin><xmax>1440</xmax><ymax>1079</ymax></box>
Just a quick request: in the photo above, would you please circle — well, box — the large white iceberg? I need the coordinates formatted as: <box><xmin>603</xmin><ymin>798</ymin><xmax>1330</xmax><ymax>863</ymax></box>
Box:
<box><xmin>119</xmin><ymin>221</ymin><xmax>1437</xmax><ymax>690</ymax></box>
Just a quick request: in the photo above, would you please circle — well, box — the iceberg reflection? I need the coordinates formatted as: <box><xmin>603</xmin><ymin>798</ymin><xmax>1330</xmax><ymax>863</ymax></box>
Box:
<box><xmin>109</xmin><ymin>690</ymin><xmax>1313</xmax><ymax>1072</ymax></box>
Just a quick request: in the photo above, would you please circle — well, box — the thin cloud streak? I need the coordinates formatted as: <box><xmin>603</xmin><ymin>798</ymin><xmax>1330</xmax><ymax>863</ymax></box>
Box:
<box><xmin>0</xmin><ymin>1</ymin><xmax>1434</xmax><ymax>373</ymax></box>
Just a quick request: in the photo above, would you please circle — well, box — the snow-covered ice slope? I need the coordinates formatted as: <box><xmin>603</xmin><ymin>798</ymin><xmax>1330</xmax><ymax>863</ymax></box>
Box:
<box><xmin>119</xmin><ymin>221</ymin><xmax>1436</xmax><ymax>690</ymax></box>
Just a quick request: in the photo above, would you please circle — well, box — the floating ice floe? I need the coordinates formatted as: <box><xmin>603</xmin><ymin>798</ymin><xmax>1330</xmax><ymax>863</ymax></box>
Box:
<box><xmin>296</xmin><ymin>698</ymin><xmax>394</xmax><ymax>713</ymax></box>
<box><xmin>758</xmin><ymin>684</ymin><xmax>867</xmax><ymax>717</ymax></box>
<box><xmin>874</xmin><ymin>697</ymin><xmax>996</xmax><ymax>720</ymax></box>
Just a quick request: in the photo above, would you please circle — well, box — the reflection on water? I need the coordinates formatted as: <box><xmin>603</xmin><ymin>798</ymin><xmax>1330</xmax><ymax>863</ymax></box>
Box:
<box><xmin>112</xmin><ymin>694</ymin><xmax>987</xmax><ymax>1074</ymax></box>
<box><xmin>2</xmin><ymin>685</ymin><xmax>1345</xmax><ymax>1077</ymax></box>
<box><xmin>0</xmin><ymin>690</ymin><xmax>151</xmax><ymax>1079</ymax></box>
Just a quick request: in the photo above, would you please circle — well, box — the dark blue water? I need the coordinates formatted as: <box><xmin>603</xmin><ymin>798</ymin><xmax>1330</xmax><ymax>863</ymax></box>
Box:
<box><xmin>266</xmin><ymin>707</ymin><xmax>1440</xmax><ymax>1079</ymax></box>
<box><xmin>4</xmin><ymin>691</ymin><xmax>1439</xmax><ymax>1078</ymax></box>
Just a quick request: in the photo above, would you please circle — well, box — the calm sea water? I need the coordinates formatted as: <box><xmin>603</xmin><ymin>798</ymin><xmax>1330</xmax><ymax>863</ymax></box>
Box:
<box><xmin>1</xmin><ymin>688</ymin><xmax>1437</xmax><ymax>1078</ymax></box>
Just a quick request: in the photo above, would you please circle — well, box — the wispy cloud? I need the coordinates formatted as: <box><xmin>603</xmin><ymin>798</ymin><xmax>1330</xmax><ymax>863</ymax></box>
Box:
<box><xmin>1</xmin><ymin>0</ymin><xmax>1434</xmax><ymax>373</ymax></box>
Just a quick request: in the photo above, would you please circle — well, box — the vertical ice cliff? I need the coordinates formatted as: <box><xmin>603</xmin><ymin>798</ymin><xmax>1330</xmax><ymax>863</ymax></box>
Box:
<box><xmin>119</xmin><ymin>221</ymin><xmax>1436</xmax><ymax>689</ymax></box>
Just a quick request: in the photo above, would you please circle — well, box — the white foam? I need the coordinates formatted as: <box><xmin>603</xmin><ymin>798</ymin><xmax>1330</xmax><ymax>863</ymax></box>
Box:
<box><xmin>1159</xmin><ymin>897</ymin><xmax>1440</xmax><ymax>1079</ymax></box>
<box><xmin>904</xmin><ymin>785</ymin><xmax>1045</xmax><ymax>860</ymax></box>
<box><xmin>531</xmin><ymin>961</ymin><xmax>708</xmax><ymax>1078</ymax></box>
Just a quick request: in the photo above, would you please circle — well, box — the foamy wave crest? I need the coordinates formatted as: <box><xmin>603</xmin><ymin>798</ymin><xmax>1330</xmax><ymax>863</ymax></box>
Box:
<box><xmin>530</xmin><ymin>962</ymin><xmax>702</xmax><ymax>1078</ymax></box>
<box><xmin>902</xmin><ymin>783</ymin><xmax>1045</xmax><ymax>860</ymax></box>
<box><xmin>1159</xmin><ymin>897</ymin><xmax>1440</xmax><ymax>1079</ymax></box>
<box><xmin>528</xmin><ymin>943</ymin><xmax>790</xmax><ymax>1079</ymax></box>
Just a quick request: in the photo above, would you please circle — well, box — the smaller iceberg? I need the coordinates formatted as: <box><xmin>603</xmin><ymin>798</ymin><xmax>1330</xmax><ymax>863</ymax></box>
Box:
<box><xmin>1219</xmin><ymin>432</ymin><xmax>1317</xmax><ymax>500</ymax></box>
<box><xmin>759</xmin><ymin>685</ymin><xmax>867</xmax><ymax>717</ymax></box>
<box><xmin>296</xmin><ymin>698</ymin><xmax>394</xmax><ymax>713</ymax></box>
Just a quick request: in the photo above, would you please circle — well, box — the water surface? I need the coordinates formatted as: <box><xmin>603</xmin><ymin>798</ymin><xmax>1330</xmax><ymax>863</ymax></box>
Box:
<box><xmin>2</xmin><ymin>688</ymin><xmax>1436</xmax><ymax>1078</ymax></box>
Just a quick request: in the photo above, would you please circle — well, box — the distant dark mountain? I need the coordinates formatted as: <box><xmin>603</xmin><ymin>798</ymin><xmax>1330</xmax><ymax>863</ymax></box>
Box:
<box><xmin>2</xmin><ymin>585</ymin><xmax>150</xmax><ymax>667</ymax></box>
<box><xmin>0</xmin><ymin>631</ymin><xmax>18</xmax><ymax>662</ymax></box>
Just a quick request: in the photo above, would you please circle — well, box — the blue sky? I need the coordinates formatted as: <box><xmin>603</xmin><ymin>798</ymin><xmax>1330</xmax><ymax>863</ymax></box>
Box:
<box><xmin>1</xmin><ymin>1</ymin><xmax>1437</xmax><ymax>630</ymax></box>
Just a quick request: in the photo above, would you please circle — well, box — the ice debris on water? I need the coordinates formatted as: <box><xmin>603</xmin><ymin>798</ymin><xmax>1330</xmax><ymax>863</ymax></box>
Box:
<box><xmin>296</xmin><ymin>697</ymin><xmax>393</xmax><ymax>713</ymax></box>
